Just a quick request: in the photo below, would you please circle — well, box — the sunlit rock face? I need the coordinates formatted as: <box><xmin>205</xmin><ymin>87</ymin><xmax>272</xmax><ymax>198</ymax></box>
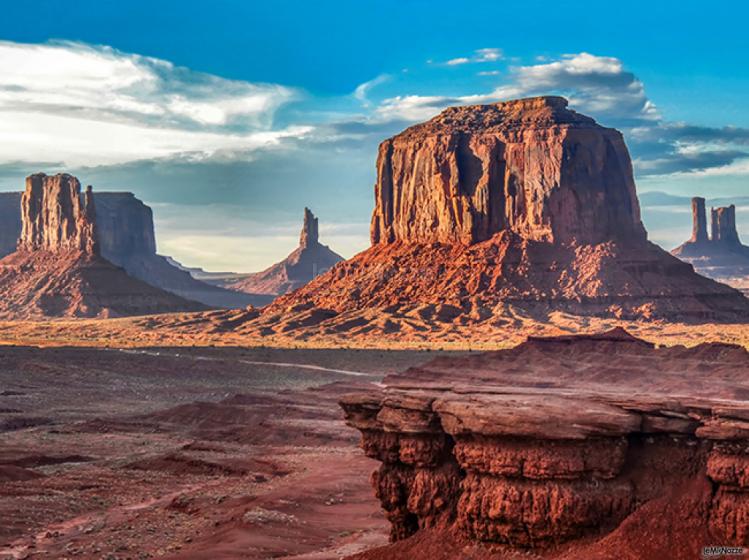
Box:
<box><xmin>19</xmin><ymin>173</ymin><xmax>99</xmax><ymax>254</ymax></box>
<box><xmin>370</xmin><ymin>96</ymin><xmax>647</xmax><ymax>246</ymax></box>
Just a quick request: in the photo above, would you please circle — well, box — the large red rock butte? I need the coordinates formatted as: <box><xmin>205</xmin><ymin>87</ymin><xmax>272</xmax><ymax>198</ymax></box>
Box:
<box><xmin>0</xmin><ymin>173</ymin><xmax>205</xmax><ymax>319</ymax></box>
<box><xmin>226</xmin><ymin>207</ymin><xmax>344</xmax><ymax>296</ymax></box>
<box><xmin>672</xmin><ymin>197</ymin><xmax>749</xmax><ymax>293</ymax></box>
<box><xmin>370</xmin><ymin>95</ymin><xmax>646</xmax><ymax>246</ymax></box>
<box><xmin>256</xmin><ymin>96</ymin><xmax>749</xmax><ymax>331</ymax></box>
<box><xmin>341</xmin><ymin>328</ymin><xmax>749</xmax><ymax>558</ymax></box>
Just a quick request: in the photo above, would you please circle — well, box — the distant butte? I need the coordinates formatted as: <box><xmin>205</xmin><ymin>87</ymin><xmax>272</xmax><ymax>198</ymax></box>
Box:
<box><xmin>0</xmin><ymin>173</ymin><xmax>205</xmax><ymax>319</ymax></box>
<box><xmin>225</xmin><ymin>207</ymin><xmax>344</xmax><ymax>296</ymax></box>
<box><xmin>672</xmin><ymin>197</ymin><xmax>749</xmax><ymax>293</ymax></box>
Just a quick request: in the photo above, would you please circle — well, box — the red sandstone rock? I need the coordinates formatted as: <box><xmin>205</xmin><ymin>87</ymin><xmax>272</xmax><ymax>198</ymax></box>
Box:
<box><xmin>370</xmin><ymin>96</ymin><xmax>646</xmax><ymax>246</ymax></box>
<box><xmin>261</xmin><ymin>97</ymin><xmax>749</xmax><ymax>327</ymax></box>
<box><xmin>19</xmin><ymin>173</ymin><xmax>99</xmax><ymax>254</ymax></box>
<box><xmin>340</xmin><ymin>329</ymin><xmax>749</xmax><ymax>552</ymax></box>
<box><xmin>0</xmin><ymin>173</ymin><xmax>205</xmax><ymax>319</ymax></box>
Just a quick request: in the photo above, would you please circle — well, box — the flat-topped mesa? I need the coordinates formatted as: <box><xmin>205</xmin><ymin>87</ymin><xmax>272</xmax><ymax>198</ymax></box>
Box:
<box><xmin>300</xmin><ymin>207</ymin><xmax>319</xmax><ymax>248</ymax></box>
<box><xmin>371</xmin><ymin>96</ymin><xmax>647</xmax><ymax>246</ymax></box>
<box><xmin>712</xmin><ymin>205</ymin><xmax>741</xmax><ymax>246</ymax></box>
<box><xmin>18</xmin><ymin>173</ymin><xmax>99</xmax><ymax>255</ymax></box>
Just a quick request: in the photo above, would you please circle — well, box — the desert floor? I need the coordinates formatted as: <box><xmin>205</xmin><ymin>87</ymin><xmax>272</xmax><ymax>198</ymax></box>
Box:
<box><xmin>0</xmin><ymin>345</ymin><xmax>456</xmax><ymax>559</ymax></box>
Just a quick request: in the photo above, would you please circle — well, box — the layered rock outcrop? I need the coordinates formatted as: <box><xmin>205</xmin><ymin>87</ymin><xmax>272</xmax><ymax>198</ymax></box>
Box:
<box><xmin>341</xmin><ymin>329</ymin><xmax>749</xmax><ymax>556</ymax></box>
<box><xmin>673</xmin><ymin>198</ymin><xmax>749</xmax><ymax>294</ymax></box>
<box><xmin>371</xmin><ymin>96</ymin><xmax>646</xmax><ymax>247</ymax></box>
<box><xmin>226</xmin><ymin>208</ymin><xmax>344</xmax><ymax>296</ymax></box>
<box><xmin>0</xmin><ymin>173</ymin><xmax>205</xmax><ymax>319</ymax></box>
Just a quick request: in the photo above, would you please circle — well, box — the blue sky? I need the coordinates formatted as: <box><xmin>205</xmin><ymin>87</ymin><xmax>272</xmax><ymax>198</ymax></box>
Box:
<box><xmin>0</xmin><ymin>0</ymin><xmax>748</xmax><ymax>270</ymax></box>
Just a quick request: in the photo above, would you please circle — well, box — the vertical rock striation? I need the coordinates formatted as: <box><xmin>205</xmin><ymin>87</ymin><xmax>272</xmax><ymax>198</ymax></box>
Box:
<box><xmin>0</xmin><ymin>173</ymin><xmax>206</xmax><ymax>319</ymax></box>
<box><xmin>18</xmin><ymin>173</ymin><xmax>98</xmax><ymax>255</ymax></box>
<box><xmin>370</xmin><ymin>97</ymin><xmax>646</xmax><ymax>247</ymax></box>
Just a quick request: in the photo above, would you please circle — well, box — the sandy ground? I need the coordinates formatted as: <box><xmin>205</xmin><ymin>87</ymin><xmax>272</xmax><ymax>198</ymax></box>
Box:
<box><xmin>0</xmin><ymin>313</ymin><xmax>746</xmax><ymax>351</ymax></box>
<box><xmin>0</xmin><ymin>346</ymin><xmax>450</xmax><ymax>559</ymax></box>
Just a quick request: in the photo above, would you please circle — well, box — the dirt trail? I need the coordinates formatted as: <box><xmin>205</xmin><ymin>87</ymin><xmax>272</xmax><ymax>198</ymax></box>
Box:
<box><xmin>117</xmin><ymin>348</ymin><xmax>374</xmax><ymax>377</ymax></box>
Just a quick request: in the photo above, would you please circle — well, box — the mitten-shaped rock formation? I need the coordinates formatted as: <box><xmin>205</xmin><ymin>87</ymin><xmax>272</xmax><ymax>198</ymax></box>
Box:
<box><xmin>341</xmin><ymin>329</ymin><xmax>749</xmax><ymax>557</ymax></box>
<box><xmin>19</xmin><ymin>174</ymin><xmax>99</xmax><ymax>254</ymax></box>
<box><xmin>0</xmin><ymin>188</ymin><xmax>265</xmax><ymax>308</ymax></box>
<box><xmin>371</xmin><ymin>96</ymin><xmax>646</xmax><ymax>246</ymax></box>
<box><xmin>226</xmin><ymin>208</ymin><xmax>344</xmax><ymax>296</ymax></box>
<box><xmin>673</xmin><ymin>199</ymin><xmax>749</xmax><ymax>293</ymax></box>
<box><xmin>0</xmin><ymin>173</ymin><xmax>205</xmax><ymax>319</ymax></box>
<box><xmin>260</xmin><ymin>97</ymin><xmax>748</xmax><ymax>327</ymax></box>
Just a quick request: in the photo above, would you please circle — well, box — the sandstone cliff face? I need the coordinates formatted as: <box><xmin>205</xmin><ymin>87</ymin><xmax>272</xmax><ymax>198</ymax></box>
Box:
<box><xmin>371</xmin><ymin>97</ymin><xmax>646</xmax><ymax>246</ymax></box>
<box><xmin>0</xmin><ymin>173</ymin><xmax>205</xmax><ymax>319</ymax></box>
<box><xmin>341</xmin><ymin>329</ymin><xmax>749</xmax><ymax>554</ymax></box>
<box><xmin>227</xmin><ymin>208</ymin><xmax>344</xmax><ymax>296</ymax></box>
<box><xmin>95</xmin><ymin>192</ymin><xmax>157</xmax><ymax>258</ymax></box>
<box><xmin>19</xmin><ymin>173</ymin><xmax>99</xmax><ymax>254</ymax></box>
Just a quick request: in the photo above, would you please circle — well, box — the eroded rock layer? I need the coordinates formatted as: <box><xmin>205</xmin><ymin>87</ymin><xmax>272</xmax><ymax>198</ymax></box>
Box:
<box><xmin>0</xmin><ymin>188</ymin><xmax>265</xmax><ymax>308</ymax></box>
<box><xmin>341</xmin><ymin>329</ymin><xmax>749</xmax><ymax>554</ymax></box>
<box><xmin>371</xmin><ymin>96</ymin><xmax>646</xmax><ymax>246</ymax></box>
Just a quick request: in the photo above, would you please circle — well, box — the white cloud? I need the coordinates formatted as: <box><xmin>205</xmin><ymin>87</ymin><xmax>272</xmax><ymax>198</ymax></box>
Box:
<box><xmin>0</xmin><ymin>40</ymin><xmax>305</xmax><ymax>166</ymax></box>
<box><xmin>374</xmin><ymin>53</ymin><xmax>658</xmax><ymax>126</ymax></box>
<box><xmin>474</xmin><ymin>48</ymin><xmax>502</xmax><ymax>62</ymax></box>
<box><xmin>353</xmin><ymin>74</ymin><xmax>390</xmax><ymax>106</ymax></box>
<box><xmin>445</xmin><ymin>48</ymin><xmax>503</xmax><ymax>66</ymax></box>
<box><xmin>446</xmin><ymin>57</ymin><xmax>471</xmax><ymax>66</ymax></box>
<box><xmin>478</xmin><ymin>70</ymin><xmax>501</xmax><ymax>76</ymax></box>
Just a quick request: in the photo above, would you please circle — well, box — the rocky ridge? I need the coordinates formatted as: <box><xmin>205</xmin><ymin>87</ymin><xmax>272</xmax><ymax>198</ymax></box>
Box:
<box><xmin>0</xmin><ymin>173</ymin><xmax>204</xmax><ymax>319</ymax></box>
<box><xmin>341</xmin><ymin>328</ymin><xmax>749</xmax><ymax>557</ymax></box>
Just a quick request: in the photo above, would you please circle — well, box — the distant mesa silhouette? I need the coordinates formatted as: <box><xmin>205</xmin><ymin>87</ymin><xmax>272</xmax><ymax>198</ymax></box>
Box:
<box><xmin>672</xmin><ymin>197</ymin><xmax>749</xmax><ymax>293</ymax></box>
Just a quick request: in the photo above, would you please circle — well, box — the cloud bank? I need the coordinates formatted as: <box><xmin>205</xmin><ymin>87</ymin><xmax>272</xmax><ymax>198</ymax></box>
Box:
<box><xmin>0</xmin><ymin>41</ymin><xmax>309</xmax><ymax>166</ymax></box>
